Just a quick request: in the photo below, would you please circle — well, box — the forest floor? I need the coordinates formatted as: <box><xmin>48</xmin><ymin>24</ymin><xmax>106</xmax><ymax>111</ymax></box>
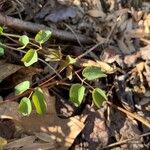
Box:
<box><xmin>0</xmin><ymin>0</ymin><xmax>150</xmax><ymax>150</ymax></box>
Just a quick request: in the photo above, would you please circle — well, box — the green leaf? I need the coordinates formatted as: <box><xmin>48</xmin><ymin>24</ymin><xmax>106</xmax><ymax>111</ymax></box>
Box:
<box><xmin>18</xmin><ymin>35</ymin><xmax>29</xmax><ymax>49</ymax></box>
<box><xmin>21</xmin><ymin>49</ymin><xmax>38</xmax><ymax>67</ymax></box>
<box><xmin>0</xmin><ymin>47</ymin><xmax>4</xmax><ymax>56</ymax></box>
<box><xmin>82</xmin><ymin>66</ymin><xmax>107</xmax><ymax>80</ymax></box>
<box><xmin>32</xmin><ymin>88</ymin><xmax>47</xmax><ymax>115</ymax></box>
<box><xmin>35</xmin><ymin>30</ymin><xmax>52</xmax><ymax>44</ymax></box>
<box><xmin>69</xmin><ymin>83</ymin><xmax>85</xmax><ymax>107</ymax></box>
<box><xmin>92</xmin><ymin>88</ymin><xmax>107</xmax><ymax>108</ymax></box>
<box><xmin>66</xmin><ymin>55</ymin><xmax>76</xmax><ymax>64</ymax></box>
<box><xmin>18</xmin><ymin>97</ymin><xmax>32</xmax><ymax>116</ymax></box>
<box><xmin>0</xmin><ymin>26</ymin><xmax>3</xmax><ymax>35</ymax></box>
<box><xmin>15</xmin><ymin>81</ymin><xmax>30</xmax><ymax>95</ymax></box>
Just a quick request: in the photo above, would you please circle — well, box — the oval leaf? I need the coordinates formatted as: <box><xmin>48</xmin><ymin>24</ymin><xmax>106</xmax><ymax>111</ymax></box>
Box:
<box><xmin>32</xmin><ymin>88</ymin><xmax>47</xmax><ymax>115</ymax></box>
<box><xmin>18</xmin><ymin>97</ymin><xmax>32</xmax><ymax>116</ymax></box>
<box><xmin>0</xmin><ymin>47</ymin><xmax>4</xmax><ymax>56</ymax></box>
<box><xmin>19</xmin><ymin>35</ymin><xmax>29</xmax><ymax>48</ymax></box>
<box><xmin>35</xmin><ymin>30</ymin><xmax>52</xmax><ymax>44</ymax></box>
<box><xmin>92</xmin><ymin>88</ymin><xmax>107</xmax><ymax>108</ymax></box>
<box><xmin>0</xmin><ymin>26</ymin><xmax>3</xmax><ymax>35</ymax></box>
<box><xmin>82</xmin><ymin>66</ymin><xmax>107</xmax><ymax>80</ymax></box>
<box><xmin>69</xmin><ymin>83</ymin><xmax>85</xmax><ymax>107</ymax></box>
<box><xmin>15</xmin><ymin>81</ymin><xmax>30</xmax><ymax>95</ymax></box>
<box><xmin>21</xmin><ymin>49</ymin><xmax>38</xmax><ymax>67</ymax></box>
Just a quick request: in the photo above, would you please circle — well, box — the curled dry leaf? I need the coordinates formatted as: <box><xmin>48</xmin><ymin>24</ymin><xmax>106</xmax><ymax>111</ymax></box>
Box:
<box><xmin>124</xmin><ymin>52</ymin><xmax>140</xmax><ymax>67</ymax></box>
<box><xmin>80</xmin><ymin>59</ymin><xmax>114</xmax><ymax>74</ymax></box>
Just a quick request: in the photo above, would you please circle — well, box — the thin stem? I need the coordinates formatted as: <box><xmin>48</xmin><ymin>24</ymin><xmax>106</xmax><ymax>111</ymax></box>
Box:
<box><xmin>0</xmin><ymin>42</ymin><xmax>25</xmax><ymax>53</ymax></box>
<box><xmin>3</xmin><ymin>32</ymin><xmax>20</xmax><ymax>38</ymax></box>
<box><xmin>99</xmin><ymin>132</ymin><xmax>150</xmax><ymax>150</ymax></box>
<box><xmin>3</xmin><ymin>32</ymin><xmax>40</xmax><ymax>49</ymax></box>
<box><xmin>76</xmin><ymin>41</ymin><xmax>105</xmax><ymax>60</ymax></box>
<box><xmin>75</xmin><ymin>71</ymin><xmax>94</xmax><ymax>90</ymax></box>
<box><xmin>38</xmin><ymin>58</ymin><xmax>62</xmax><ymax>79</ymax></box>
<box><xmin>107</xmin><ymin>101</ymin><xmax>150</xmax><ymax>128</ymax></box>
<box><xmin>28</xmin><ymin>91</ymin><xmax>33</xmax><ymax>99</ymax></box>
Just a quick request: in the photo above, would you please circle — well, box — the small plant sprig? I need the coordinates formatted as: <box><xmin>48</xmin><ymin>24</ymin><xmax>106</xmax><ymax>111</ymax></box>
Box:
<box><xmin>20</xmin><ymin>30</ymin><xmax>52</xmax><ymax>66</ymax></box>
<box><xmin>69</xmin><ymin>66</ymin><xmax>108</xmax><ymax>108</ymax></box>
<box><xmin>0</xmin><ymin>26</ymin><xmax>52</xmax><ymax>116</ymax></box>
<box><xmin>0</xmin><ymin>26</ymin><xmax>52</xmax><ymax>66</ymax></box>
<box><xmin>0</xmin><ymin>26</ymin><xmax>108</xmax><ymax>115</ymax></box>
<box><xmin>15</xmin><ymin>81</ymin><xmax>47</xmax><ymax>116</ymax></box>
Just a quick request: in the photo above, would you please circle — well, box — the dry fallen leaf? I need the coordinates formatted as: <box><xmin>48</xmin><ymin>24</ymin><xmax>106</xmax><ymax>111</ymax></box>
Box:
<box><xmin>0</xmin><ymin>60</ymin><xmax>22</xmax><ymax>81</ymax></box>
<box><xmin>21</xmin><ymin>143</ymin><xmax>55</xmax><ymax>150</ymax></box>
<box><xmin>87</xmin><ymin>9</ymin><xmax>106</xmax><ymax>18</ymax></box>
<box><xmin>0</xmin><ymin>102</ymin><xmax>21</xmax><ymax>120</ymax></box>
<box><xmin>4</xmin><ymin>136</ymin><xmax>36</xmax><ymax>149</ymax></box>
<box><xmin>14</xmin><ymin>88</ymin><xmax>85</xmax><ymax>150</ymax></box>
<box><xmin>117</xmin><ymin>38</ymin><xmax>129</xmax><ymax>54</ymax></box>
<box><xmin>140</xmin><ymin>45</ymin><xmax>150</xmax><ymax>60</ymax></box>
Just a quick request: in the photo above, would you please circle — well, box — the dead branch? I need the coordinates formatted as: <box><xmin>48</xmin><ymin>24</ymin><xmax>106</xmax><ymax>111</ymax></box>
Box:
<box><xmin>0</xmin><ymin>13</ymin><xmax>94</xmax><ymax>44</ymax></box>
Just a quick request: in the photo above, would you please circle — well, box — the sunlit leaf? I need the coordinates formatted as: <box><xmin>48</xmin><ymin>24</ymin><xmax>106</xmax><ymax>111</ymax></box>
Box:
<box><xmin>82</xmin><ymin>66</ymin><xmax>107</xmax><ymax>80</ymax></box>
<box><xmin>0</xmin><ymin>137</ymin><xmax>7</xmax><ymax>148</ymax></box>
<box><xmin>15</xmin><ymin>81</ymin><xmax>30</xmax><ymax>95</ymax></box>
<box><xmin>18</xmin><ymin>35</ymin><xmax>29</xmax><ymax>49</ymax></box>
<box><xmin>32</xmin><ymin>87</ymin><xmax>47</xmax><ymax>114</ymax></box>
<box><xmin>66</xmin><ymin>55</ymin><xmax>76</xmax><ymax>64</ymax></box>
<box><xmin>18</xmin><ymin>97</ymin><xmax>32</xmax><ymax>116</ymax></box>
<box><xmin>21</xmin><ymin>49</ymin><xmax>38</xmax><ymax>67</ymax></box>
<box><xmin>45</xmin><ymin>49</ymin><xmax>62</xmax><ymax>61</ymax></box>
<box><xmin>69</xmin><ymin>83</ymin><xmax>85</xmax><ymax>107</ymax></box>
<box><xmin>0</xmin><ymin>47</ymin><xmax>4</xmax><ymax>56</ymax></box>
<box><xmin>0</xmin><ymin>26</ymin><xmax>3</xmax><ymax>35</ymax></box>
<box><xmin>92</xmin><ymin>88</ymin><xmax>107</xmax><ymax>108</ymax></box>
<box><xmin>35</xmin><ymin>30</ymin><xmax>52</xmax><ymax>44</ymax></box>
<box><xmin>66</xmin><ymin>65</ymin><xmax>73</xmax><ymax>80</ymax></box>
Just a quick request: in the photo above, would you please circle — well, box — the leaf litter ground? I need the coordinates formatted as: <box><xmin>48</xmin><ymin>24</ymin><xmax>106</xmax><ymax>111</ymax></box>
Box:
<box><xmin>0</xmin><ymin>0</ymin><xmax>150</xmax><ymax>150</ymax></box>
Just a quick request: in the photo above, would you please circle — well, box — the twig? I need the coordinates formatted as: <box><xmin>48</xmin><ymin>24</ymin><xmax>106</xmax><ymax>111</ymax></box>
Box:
<box><xmin>107</xmin><ymin>101</ymin><xmax>150</xmax><ymax>128</ymax></box>
<box><xmin>76</xmin><ymin>41</ymin><xmax>105</xmax><ymax>60</ymax></box>
<box><xmin>64</xmin><ymin>23</ymin><xmax>83</xmax><ymax>47</ymax></box>
<box><xmin>38</xmin><ymin>58</ymin><xmax>62</xmax><ymax>79</ymax></box>
<box><xmin>0</xmin><ymin>13</ymin><xmax>94</xmax><ymax>44</ymax></box>
<box><xmin>75</xmin><ymin>19</ymin><xmax>116</xmax><ymax>60</ymax></box>
<box><xmin>140</xmin><ymin>38</ymin><xmax>150</xmax><ymax>45</ymax></box>
<box><xmin>99</xmin><ymin>132</ymin><xmax>150</xmax><ymax>149</ymax></box>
